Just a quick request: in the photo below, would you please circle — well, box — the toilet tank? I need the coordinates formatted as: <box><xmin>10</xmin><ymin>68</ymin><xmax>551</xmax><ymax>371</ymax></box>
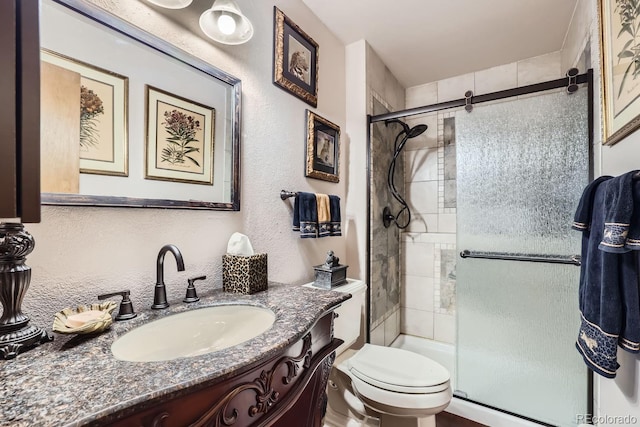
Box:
<box><xmin>305</xmin><ymin>279</ymin><xmax>367</xmax><ymax>356</ymax></box>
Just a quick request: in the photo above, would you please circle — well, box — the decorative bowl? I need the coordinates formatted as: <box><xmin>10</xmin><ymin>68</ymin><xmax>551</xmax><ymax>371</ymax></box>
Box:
<box><xmin>52</xmin><ymin>301</ymin><xmax>117</xmax><ymax>335</ymax></box>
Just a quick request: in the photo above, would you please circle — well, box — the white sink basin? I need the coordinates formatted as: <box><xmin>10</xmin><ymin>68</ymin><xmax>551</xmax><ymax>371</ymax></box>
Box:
<box><xmin>110</xmin><ymin>305</ymin><xmax>276</xmax><ymax>362</ymax></box>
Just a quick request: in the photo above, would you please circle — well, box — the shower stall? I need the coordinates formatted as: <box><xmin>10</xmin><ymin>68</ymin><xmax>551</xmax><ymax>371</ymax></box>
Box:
<box><xmin>366</xmin><ymin>70</ymin><xmax>593</xmax><ymax>426</ymax></box>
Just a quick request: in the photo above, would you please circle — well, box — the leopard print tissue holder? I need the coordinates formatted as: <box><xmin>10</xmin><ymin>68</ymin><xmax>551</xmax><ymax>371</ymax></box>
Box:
<box><xmin>222</xmin><ymin>253</ymin><xmax>268</xmax><ymax>294</ymax></box>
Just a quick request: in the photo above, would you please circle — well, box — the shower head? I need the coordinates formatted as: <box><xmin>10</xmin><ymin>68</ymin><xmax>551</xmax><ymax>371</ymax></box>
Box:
<box><xmin>407</xmin><ymin>124</ymin><xmax>428</xmax><ymax>138</ymax></box>
<box><xmin>384</xmin><ymin>118</ymin><xmax>410</xmax><ymax>134</ymax></box>
<box><xmin>385</xmin><ymin>119</ymin><xmax>427</xmax><ymax>139</ymax></box>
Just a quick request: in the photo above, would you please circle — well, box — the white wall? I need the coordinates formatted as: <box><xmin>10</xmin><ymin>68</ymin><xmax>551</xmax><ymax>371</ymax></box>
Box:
<box><xmin>17</xmin><ymin>0</ymin><xmax>349</xmax><ymax>327</ymax></box>
<box><xmin>344</xmin><ymin>40</ymin><xmax>368</xmax><ymax>286</ymax></box>
<box><xmin>567</xmin><ymin>0</ymin><xmax>640</xmax><ymax>422</ymax></box>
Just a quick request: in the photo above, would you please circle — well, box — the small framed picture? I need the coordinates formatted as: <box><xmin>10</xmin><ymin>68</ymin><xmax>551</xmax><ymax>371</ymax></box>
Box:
<box><xmin>273</xmin><ymin>7</ymin><xmax>319</xmax><ymax>107</ymax></box>
<box><xmin>41</xmin><ymin>49</ymin><xmax>128</xmax><ymax>176</ymax></box>
<box><xmin>305</xmin><ymin>110</ymin><xmax>340</xmax><ymax>183</ymax></box>
<box><xmin>599</xmin><ymin>0</ymin><xmax>640</xmax><ymax>145</ymax></box>
<box><xmin>145</xmin><ymin>86</ymin><xmax>215</xmax><ymax>185</ymax></box>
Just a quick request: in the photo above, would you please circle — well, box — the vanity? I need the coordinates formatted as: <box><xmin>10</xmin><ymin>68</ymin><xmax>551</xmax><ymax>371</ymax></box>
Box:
<box><xmin>0</xmin><ymin>283</ymin><xmax>349</xmax><ymax>426</ymax></box>
<box><xmin>0</xmin><ymin>1</ymin><xmax>351</xmax><ymax>424</ymax></box>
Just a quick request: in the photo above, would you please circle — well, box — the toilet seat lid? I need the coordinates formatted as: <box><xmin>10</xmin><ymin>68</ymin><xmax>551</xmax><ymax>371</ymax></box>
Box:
<box><xmin>347</xmin><ymin>344</ymin><xmax>450</xmax><ymax>394</ymax></box>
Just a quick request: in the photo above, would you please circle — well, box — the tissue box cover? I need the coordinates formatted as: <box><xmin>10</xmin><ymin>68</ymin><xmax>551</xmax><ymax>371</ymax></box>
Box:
<box><xmin>222</xmin><ymin>253</ymin><xmax>268</xmax><ymax>294</ymax></box>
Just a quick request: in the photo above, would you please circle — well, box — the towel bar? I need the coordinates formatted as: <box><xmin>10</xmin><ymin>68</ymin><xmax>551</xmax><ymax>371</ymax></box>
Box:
<box><xmin>460</xmin><ymin>249</ymin><xmax>581</xmax><ymax>266</ymax></box>
<box><xmin>280</xmin><ymin>190</ymin><xmax>298</xmax><ymax>200</ymax></box>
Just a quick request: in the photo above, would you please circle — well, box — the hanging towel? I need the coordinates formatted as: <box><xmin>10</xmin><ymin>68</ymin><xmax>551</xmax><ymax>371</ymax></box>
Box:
<box><xmin>293</xmin><ymin>192</ymin><xmax>319</xmax><ymax>238</ymax></box>
<box><xmin>599</xmin><ymin>170</ymin><xmax>640</xmax><ymax>252</ymax></box>
<box><xmin>572</xmin><ymin>175</ymin><xmax>613</xmax><ymax>231</ymax></box>
<box><xmin>574</xmin><ymin>176</ymin><xmax>640</xmax><ymax>378</ymax></box>
<box><xmin>329</xmin><ymin>195</ymin><xmax>342</xmax><ymax>236</ymax></box>
<box><xmin>316</xmin><ymin>193</ymin><xmax>331</xmax><ymax>237</ymax></box>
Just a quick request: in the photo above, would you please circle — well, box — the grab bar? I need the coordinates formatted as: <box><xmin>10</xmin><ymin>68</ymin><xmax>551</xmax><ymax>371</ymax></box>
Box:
<box><xmin>459</xmin><ymin>250</ymin><xmax>581</xmax><ymax>266</ymax></box>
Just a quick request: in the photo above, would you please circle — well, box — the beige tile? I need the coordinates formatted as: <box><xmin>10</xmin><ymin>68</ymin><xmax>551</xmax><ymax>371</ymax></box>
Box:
<box><xmin>405</xmin><ymin>148</ymin><xmax>438</xmax><ymax>182</ymax></box>
<box><xmin>370</xmin><ymin>323</ymin><xmax>385</xmax><ymax>346</ymax></box>
<box><xmin>405</xmin><ymin>213</ymin><xmax>438</xmax><ymax>233</ymax></box>
<box><xmin>415</xmin><ymin>232</ymin><xmax>456</xmax><ymax>244</ymax></box>
<box><xmin>438</xmin><ymin>73</ymin><xmax>475</xmax><ymax>103</ymax></box>
<box><xmin>384</xmin><ymin>309</ymin><xmax>400</xmax><ymax>346</ymax></box>
<box><xmin>367</xmin><ymin>44</ymin><xmax>404</xmax><ymax>111</ymax></box>
<box><xmin>438</xmin><ymin>214</ymin><xmax>457</xmax><ymax>233</ymax></box>
<box><xmin>517</xmin><ymin>51</ymin><xmax>562</xmax><ymax>86</ymax></box>
<box><xmin>402</xmin><ymin>275</ymin><xmax>434</xmax><ymax>311</ymax></box>
<box><xmin>402</xmin><ymin>241</ymin><xmax>434</xmax><ymax>277</ymax></box>
<box><xmin>406</xmin><ymin>82</ymin><xmax>438</xmax><ymax>108</ymax></box>
<box><xmin>401</xmin><ymin>308</ymin><xmax>434</xmax><ymax>339</ymax></box>
<box><xmin>474</xmin><ymin>63</ymin><xmax>518</xmax><ymax>95</ymax></box>
<box><xmin>405</xmin><ymin>114</ymin><xmax>438</xmax><ymax>151</ymax></box>
<box><xmin>407</xmin><ymin>181</ymin><xmax>438</xmax><ymax>214</ymax></box>
<box><xmin>434</xmin><ymin>313</ymin><xmax>456</xmax><ymax>344</ymax></box>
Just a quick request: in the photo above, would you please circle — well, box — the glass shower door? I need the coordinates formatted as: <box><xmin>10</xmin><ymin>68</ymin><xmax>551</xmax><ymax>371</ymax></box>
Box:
<box><xmin>455</xmin><ymin>88</ymin><xmax>589</xmax><ymax>426</ymax></box>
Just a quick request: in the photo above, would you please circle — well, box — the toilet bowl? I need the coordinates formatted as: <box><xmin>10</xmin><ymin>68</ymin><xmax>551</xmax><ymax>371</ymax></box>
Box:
<box><xmin>306</xmin><ymin>279</ymin><xmax>452</xmax><ymax>427</ymax></box>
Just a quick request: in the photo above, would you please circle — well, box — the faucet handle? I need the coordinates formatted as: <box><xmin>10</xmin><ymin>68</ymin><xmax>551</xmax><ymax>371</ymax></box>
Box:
<box><xmin>98</xmin><ymin>290</ymin><xmax>137</xmax><ymax>321</ymax></box>
<box><xmin>184</xmin><ymin>276</ymin><xmax>206</xmax><ymax>303</ymax></box>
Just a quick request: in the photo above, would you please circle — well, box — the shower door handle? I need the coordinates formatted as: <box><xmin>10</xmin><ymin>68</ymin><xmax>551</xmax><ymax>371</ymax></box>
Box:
<box><xmin>459</xmin><ymin>250</ymin><xmax>581</xmax><ymax>266</ymax></box>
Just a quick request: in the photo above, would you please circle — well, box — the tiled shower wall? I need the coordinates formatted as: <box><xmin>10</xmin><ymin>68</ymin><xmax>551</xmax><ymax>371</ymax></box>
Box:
<box><xmin>401</xmin><ymin>51</ymin><xmax>564</xmax><ymax>344</ymax></box>
<box><xmin>366</xmin><ymin>44</ymin><xmax>405</xmax><ymax>347</ymax></box>
<box><xmin>369</xmin><ymin>97</ymin><xmax>402</xmax><ymax>345</ymax></box>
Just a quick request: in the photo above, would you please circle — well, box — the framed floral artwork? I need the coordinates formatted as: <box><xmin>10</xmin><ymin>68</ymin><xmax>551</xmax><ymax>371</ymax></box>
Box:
<box><xmin>145</xmin><ymin>86</ymin><xmax>215</xmax><ymax>185</ymax></box>
<box><xmin>40</xmin><ymin>49</ymin><xmax>128</xmax><ymax>176</ymax></box>
<box><xmin>599</xmin><ymin>0</ymin><xmax>640</xmax><ymax>145</ymax></box>
<box><xmin>305</xmin><ymin>110</ymin><xmax>339</xmax><ymax>183</ymax></box>
<box><xmin>273</xmin><ymin>7</ymin><xmax>319</xmax><ymax>107</ymax></box>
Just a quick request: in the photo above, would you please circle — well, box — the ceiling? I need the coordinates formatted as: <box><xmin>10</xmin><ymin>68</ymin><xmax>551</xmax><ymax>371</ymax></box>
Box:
<box><xmin>302</xmin><ymin>0</ymin><xmax>579</xmax><ymax>88</ymax></box>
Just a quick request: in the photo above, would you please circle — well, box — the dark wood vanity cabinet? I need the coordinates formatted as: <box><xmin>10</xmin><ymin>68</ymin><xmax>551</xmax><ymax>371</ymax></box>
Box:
<box><xmin>99</xmin><ymin>312</ymin><xmax>340</xmax><ymax>427</ymax></box>
<box><xmin>0</xmin><ymin>0</ymin><xmax>40</xmax><ymax>222</ymax></box>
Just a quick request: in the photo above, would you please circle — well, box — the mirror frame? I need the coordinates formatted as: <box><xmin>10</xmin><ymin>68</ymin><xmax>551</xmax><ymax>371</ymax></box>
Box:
<box><xmin>40</xmin><ymin>0</ymin><xmax>241</xmax><ymax>211</ymax></box>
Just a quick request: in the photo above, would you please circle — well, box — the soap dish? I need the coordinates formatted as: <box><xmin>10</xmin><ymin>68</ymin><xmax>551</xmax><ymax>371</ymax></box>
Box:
<box><xmin>52</xmin><ymin>301</ymin><xmax>117</xmax><ymax>335</ymax></box>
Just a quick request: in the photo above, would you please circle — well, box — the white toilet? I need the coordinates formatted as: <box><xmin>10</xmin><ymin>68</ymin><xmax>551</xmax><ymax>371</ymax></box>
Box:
<box><xmin>316</xmin><ymin>279</ymin><xmax>452</xmax><ymax>427</ymax></box>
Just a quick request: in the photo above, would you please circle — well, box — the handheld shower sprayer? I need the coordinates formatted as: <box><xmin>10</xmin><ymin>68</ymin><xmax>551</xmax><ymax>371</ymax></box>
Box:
<box><xmin>383</xmin><ymin>119</ymin><xmax>428</xmax><ymax>229</ymax></box>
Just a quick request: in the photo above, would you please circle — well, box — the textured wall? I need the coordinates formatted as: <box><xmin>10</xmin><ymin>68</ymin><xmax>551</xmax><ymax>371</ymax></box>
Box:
<box><xmin>18</xmin><ymin>0</ymin><xmax>348</xmax><ymax>328</ymax></box>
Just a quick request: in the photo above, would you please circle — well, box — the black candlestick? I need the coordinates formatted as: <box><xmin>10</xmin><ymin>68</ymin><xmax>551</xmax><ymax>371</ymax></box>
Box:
<box><xmin>0</xmin><ymin>222</ymin><xmax>52</xmax><ymax>359</ymax></box>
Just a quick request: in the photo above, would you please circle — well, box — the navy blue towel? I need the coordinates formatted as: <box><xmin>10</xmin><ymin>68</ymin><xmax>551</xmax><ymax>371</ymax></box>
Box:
<box><xmin>599</xmin><ymin>170</ymin><xmax>640</xmax><ymax>252</ymax></box>
<box><xmin>293</xmin><ymin>192</ymin><xmax>319</xmax><ymax>238</ymax></box>
<box><xmin>329</xmin><ymin>195</ymin><xmax>342</xmax><ymax>236</ymax></box>
<box><xmin>572</xmin><ymin>175</ymin><xmax>612</xmax><ymax>231</ymax></box>
<box><xmin>574</xmin><ymin>176</ymin><xmax>640</xmax><ymax>378</ymax></box>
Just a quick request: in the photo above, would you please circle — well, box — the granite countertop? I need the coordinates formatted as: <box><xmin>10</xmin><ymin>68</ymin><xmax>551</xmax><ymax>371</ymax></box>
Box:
<box><xmin>0</xmin><ymin>282</ymin><xmax>350</xmax><ymax>427</ymax></box>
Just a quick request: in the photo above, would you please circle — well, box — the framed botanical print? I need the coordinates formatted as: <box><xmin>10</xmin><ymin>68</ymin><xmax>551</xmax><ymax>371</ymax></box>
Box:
<box><xmin>599</xmin><ymin>0</ymin><xmax>640</xmax><ymax>145</ymax></box>
<box><xmin>273</xmin><ymin>7</ymin><xmax>319</xmax><ymax>107</ymax></box>
<box><xmin>305</xmin><ymin>110</ymin><xmax>340</xmax><ymax>183</ymax></box>
<box><xmin>145</xmin><ymin>86</ymin><xmax>215</xmax><ymax>185</ymax></box>
<box><xmin>41</xmin><ymin>49</ymin><xmax>128</xmax><ymax>176</ymax></box>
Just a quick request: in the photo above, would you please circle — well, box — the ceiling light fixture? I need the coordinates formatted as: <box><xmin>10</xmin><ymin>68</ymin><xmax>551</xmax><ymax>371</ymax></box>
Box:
<box><xmin>145</xmin><ymin>0</ymin><xmax>193</xmax><ymax>9</ymax></box>
<box><xmin>199</xmin><ymin>0</ymin><xmax>254</xmax><ymax>45</ymax></box>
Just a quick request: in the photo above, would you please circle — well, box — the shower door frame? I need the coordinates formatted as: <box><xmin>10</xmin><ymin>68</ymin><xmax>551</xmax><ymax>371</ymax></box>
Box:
<box><xmin>365</xmin><ymin>69</ymin><xmax>594</xmax><ymax>423</ymax></box>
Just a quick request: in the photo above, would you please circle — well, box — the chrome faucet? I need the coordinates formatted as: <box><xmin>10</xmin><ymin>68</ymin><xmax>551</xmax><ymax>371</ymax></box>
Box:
<box><xmin>152</xmin><ymin>244</ymin><xmax>185</xmax><ymax>309</ymax></box>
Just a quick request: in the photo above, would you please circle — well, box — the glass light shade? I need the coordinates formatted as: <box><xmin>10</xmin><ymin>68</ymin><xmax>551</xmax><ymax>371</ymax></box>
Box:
<box><xmin>146</xmin><ymin>0</ymin><xmax>193</xmax><ymax>9</ymax></box>
<box><xmin>199</xmin><ymin>0</ymin><xmax>253</xmax><ymax>45</ymax></box>
<box><xmin>217</xmin><ymin>14</ymin><xmax>236</xmax><ymax>35</ymax></box>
